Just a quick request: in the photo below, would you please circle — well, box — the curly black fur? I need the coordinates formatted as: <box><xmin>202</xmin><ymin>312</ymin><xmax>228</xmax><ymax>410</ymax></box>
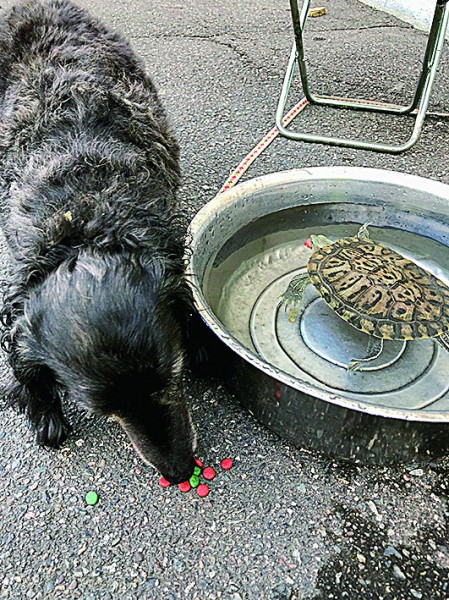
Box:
<box><xmin>0</xmin><ymin>0</ymin><xmax>204</xmax><ymax>483</ymax></box>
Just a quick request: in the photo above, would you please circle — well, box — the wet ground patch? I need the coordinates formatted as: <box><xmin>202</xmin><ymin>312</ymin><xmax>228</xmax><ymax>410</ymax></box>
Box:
<box><xmin>313</xmin><ymin>505</ymin><xmax>449</xmax><ymax>599</ymax></box>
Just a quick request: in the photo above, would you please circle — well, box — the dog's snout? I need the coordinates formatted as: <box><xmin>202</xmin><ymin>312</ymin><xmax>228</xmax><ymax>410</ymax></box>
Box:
<box><xmin>161</xmin><ymin>458</ymin><xmax>195</xmax><ymax>485</ymax></box>
<box><xmin>116</xmin><ymin>407</ymin><xmax>195</xmax><ymax>484</ymax></box>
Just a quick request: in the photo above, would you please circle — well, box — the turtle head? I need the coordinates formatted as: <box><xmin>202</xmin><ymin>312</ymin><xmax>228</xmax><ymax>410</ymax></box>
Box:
<box><xmin>305</xmin><ymin>235</ymin><xmax>333</xmax><ymax>252</ymax></box>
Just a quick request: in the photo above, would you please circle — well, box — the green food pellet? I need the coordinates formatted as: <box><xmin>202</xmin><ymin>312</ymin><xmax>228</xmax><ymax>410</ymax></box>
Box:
<box><xmin>193</xmin><ymin>466</ymin><xmax>201</xmax><ymax>476</ymax></box>
<box><xmin>189</xmin><ymin>474</ymin><xmax>200</xmax><ymax>488</ymax></box>
<box><xmin>85</xmin><ymin>491</ymin><xmax>98</xmax><ymax>505</ymax></box>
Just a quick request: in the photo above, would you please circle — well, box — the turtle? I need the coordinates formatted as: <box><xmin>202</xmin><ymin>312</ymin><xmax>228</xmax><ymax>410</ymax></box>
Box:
<box><xmin>281</xmin><ymin>224</ymin><xmax>449</xmax><ymax>371</ymax></box>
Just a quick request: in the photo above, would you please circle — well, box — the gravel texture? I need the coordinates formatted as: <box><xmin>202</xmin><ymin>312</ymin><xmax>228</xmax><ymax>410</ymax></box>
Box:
<box><xmin>1</xmin><ymin>0</ymin><xmax>449</xmax><ymax>598</ymax></box>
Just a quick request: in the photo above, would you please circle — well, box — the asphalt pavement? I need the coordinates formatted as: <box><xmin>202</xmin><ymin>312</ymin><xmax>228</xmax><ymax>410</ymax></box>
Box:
<box><xmin>1</xmin><ymin>0</ymin><xmax>449</xmax><ymax>598</ymax></box>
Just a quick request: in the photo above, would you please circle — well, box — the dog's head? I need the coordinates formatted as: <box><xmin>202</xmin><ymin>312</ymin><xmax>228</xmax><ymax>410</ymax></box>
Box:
<box><xmin>18</xmin><ymin>250</ymin><xmax>196</xmax><ymax>483</ymax></box>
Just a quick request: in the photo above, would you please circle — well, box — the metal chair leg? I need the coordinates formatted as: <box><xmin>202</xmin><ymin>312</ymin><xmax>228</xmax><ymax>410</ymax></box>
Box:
<box><xmin>276</xmin><ymin>0</ymin><xmax>449</xmax><ymax>154</ymax></box>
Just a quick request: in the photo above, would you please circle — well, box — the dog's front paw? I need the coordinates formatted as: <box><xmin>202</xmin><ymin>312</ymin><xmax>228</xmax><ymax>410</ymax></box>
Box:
<box><xmin>35</xmin><ymin>412</ymin><xmax>72</xmax><ymax>448</ymax></box>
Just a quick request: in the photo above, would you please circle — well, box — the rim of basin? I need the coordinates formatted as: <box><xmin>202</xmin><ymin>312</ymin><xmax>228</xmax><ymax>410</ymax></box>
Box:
<box><xmin>187</xmin><ymin>167</ymin><xmax>449</xmax><ymax>424</ymax></box>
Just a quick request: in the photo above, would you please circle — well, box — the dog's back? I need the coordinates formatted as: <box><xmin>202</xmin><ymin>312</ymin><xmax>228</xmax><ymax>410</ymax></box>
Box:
<box><xmin>0</xmin><ymin>0</ymin><xmax>180</xmax><ymax>255</ymax></box>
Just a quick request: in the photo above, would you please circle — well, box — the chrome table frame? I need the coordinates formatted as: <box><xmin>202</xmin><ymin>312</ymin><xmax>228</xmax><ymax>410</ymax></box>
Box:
<box><xmin>276</xmin><ymin>0</ymin><xmax>449</xmax><ymax>154</ymax></box>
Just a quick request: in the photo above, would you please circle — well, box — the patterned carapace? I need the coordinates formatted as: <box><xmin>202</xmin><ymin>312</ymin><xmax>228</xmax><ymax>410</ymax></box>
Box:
<box><xmin>308</xmin><ymin>237</ymin><xmax>449</xmax><ymax>341</ymax></box>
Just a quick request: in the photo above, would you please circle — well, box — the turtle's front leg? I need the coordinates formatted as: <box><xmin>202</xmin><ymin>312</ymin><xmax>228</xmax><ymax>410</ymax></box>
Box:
<box><xmin>348</xmin><ymin>337</ymin><xmax>384</xmax><ymax>372</ymax></box>
<box><xmin>280</xmin><ymin>273</ymin><xmax>309</xmax><ymax>321</ymax></box>
<box><xmin>280</xmin><ymin>273</ymin><xmax>310</xmax><ymax>308</ymax></box>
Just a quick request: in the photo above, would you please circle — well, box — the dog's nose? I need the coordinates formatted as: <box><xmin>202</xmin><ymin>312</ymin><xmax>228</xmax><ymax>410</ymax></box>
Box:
<box><xmin>162</xmin><ymin>459</ymin><xmax>195</xmax><ymax>485</ymax></box>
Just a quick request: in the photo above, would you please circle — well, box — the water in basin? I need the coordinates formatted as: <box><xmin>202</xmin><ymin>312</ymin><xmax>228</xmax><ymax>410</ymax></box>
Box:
<box><xmin>203</xmin><ymin>205</ymin><xmax>449</xmax><ymax>412</ymax></box>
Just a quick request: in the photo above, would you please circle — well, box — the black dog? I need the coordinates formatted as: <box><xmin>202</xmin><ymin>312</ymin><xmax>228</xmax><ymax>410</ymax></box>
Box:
<box><xmin>0</xmin><ymin>0</ymin><xmax>201</xmax><ymax>483</ymax></box>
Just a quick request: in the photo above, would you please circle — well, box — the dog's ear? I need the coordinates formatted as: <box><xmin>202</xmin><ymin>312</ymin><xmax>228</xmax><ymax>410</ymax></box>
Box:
<box><xmin>159</xmin><ymin>273</ymin><xmax>233</xmax><ymax>379</ymax></box>
<box><xmin>127</xmin><ymin>252</ymin><xmax>231</xmax><ymax>378</ymax></box>
<box><xmin>135</xmin><ymin>254</ymin><xmax>186</xmax><ymax>307</ymax></box>
<box><xmin>139</xmin><ymin>255</ymin><xmax>167</xmax><ymax>288</ymax></box>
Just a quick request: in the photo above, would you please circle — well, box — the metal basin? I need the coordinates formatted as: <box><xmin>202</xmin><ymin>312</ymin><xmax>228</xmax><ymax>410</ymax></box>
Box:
<box><xmin>188</xmin><ymin>167</ymin><xmax>449</xmax><ymax>464</ymax></box>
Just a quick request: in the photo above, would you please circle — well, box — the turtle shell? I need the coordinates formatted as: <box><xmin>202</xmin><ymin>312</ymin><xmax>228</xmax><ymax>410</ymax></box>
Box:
<box><xmin>307</xmin><ymin>237</ymin><xmax>449</xmax><ymax>341</ymax></box>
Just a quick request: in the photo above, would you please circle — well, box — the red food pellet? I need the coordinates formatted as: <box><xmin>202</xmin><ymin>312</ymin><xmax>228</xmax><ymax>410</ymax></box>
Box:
<box><xmin>274</xmin><ymin>391</ymin><xmax>281</xmax><ymax>400</ymax></box>
<box><xmin>194</xmin><ymin>458</ymin><xmax>204</xmax><ymax>468</ymax></box>
<box><xmin>159</xmin><ymin>477</ymin><xmax>170</xmax><ymax>488</ymax></box>
<box><xmin>202</xmin><ymin>467</ymin><xmax>216</xmax><ymax>481</ymax></box>
<box><xmin>178</xmin><ymin>481</ymin><xmax>191</xmax><ymax>493</ymax></box>
<box><xmin>196</xmin><ymin>484</ymin><xmax>209</xmax><ymax>497</ymax></box>
<box><xmin>221</xmin><ymin>458</ymin><xmax>233</xmax><ymax>470</ymax></box>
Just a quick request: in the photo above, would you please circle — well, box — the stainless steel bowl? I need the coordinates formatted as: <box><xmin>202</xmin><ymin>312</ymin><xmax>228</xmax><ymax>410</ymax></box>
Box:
<box><xmin>188</xmin><ymin>167</ymin><xmax>449</xmax><ymax>464</ymax></box>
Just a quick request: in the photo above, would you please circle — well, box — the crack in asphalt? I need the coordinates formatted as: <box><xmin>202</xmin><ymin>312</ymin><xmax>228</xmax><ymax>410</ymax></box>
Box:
<box><xmin>131</xmin><ymin>22</ymin><xmax>412</xmax><ymax>42</ymax></box>
<box><xmin>132</xmin><ymin>32</ymin><xmax>281</xmax><ymax>77</ymax></box>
